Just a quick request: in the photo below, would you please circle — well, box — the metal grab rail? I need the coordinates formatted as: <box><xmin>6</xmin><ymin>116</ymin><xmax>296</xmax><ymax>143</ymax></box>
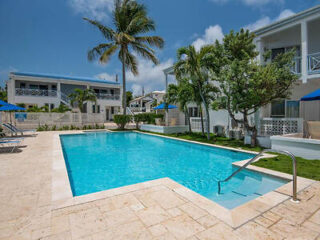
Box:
<box><xmin>217</xmin><ymin>149</ymin><xmax>299</xmax><ymax>202</ymax></box>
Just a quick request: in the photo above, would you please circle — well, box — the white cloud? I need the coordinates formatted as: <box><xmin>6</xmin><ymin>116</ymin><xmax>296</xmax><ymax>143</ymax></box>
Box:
<box><xmin>210</xmin><ymin>0</ymin><xmax>284</xmax><ymax>6</ymax></box>
<box><xmin>245</xmin><ymin>9</ymin><xmax>295</xmax><ymax>31</ymax></box>
<box><xmin>126</xmin><ymin>57</ymin><xmax>174</xmax><ymax>96</ymax></box>
<box><xmin>192</xmin><ymin>25</ymin><xmax>224</xmax><ymax>51</ymax></box>
<box><xmin>68</xmin><ymin>0</ymin><xmax>113</xmax><ymax>21</ymax></box>
<box><xmin>94</xmin><ymin>72</ymin><xmax>115</xmax><ymax>81</ymax></box>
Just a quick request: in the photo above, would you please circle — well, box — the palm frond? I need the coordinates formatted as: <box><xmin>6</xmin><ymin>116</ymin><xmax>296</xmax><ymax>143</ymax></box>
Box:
<box><xmin>100</xmin><ymin>45</ymin><xmax>119</xmax><ymax>63</ymax></box>
<box><xmin>83</xmin><ymin>18</ymin><xmax>115</xmax><ymax>41</ymax></box>
<box><xmin>135</xmin><ymin>36</ymin><xmax>164</xmax><ymax>48</ymax></box>
<box><xmin>87</xmin><ymin>43</ymin><xmax>114</xmax><ymax>61</ymax></box>
<box><xmin>132</xmin><ymin>44</ymin><xmax>158</xmax><ymax>65</ymax></box>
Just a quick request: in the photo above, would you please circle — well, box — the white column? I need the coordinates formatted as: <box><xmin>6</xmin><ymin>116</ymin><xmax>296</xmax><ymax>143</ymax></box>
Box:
<box><xmin>165</xmin><ymin>73</ymin><xmax>168</xmax><ymax>92</ymax></box>
<box><xmin>256</xmin><ymin>38</ymin><xmax>264</xmax><ymax>64</ymax></box>
<box><xmin>301</xmin><ymin>21</ymin><xmax>308</xmax><ymax>83</ymax></box>
<box><xmin>57</xmin><ymin>82</ymin><xmax>61</xmax><ymax>100</ymax></box>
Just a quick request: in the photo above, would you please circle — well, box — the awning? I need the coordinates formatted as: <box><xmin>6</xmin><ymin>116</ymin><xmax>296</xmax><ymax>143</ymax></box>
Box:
<box><xmin>301</xmin><ymin>88</ymin><xmax>320</xmax><ymax>101</ymax></box>
<box><xmin>153</xmin><ymin>103</ymin><xmax>177</xmax><ymax>110</ymax></box>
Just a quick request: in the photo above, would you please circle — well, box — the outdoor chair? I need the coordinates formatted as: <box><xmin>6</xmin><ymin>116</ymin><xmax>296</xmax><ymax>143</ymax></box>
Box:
<box><xmin>1</xmin><ymin>123</ymin><xmax>18</xmax><ymax>136</ymax></box>
<box><xmin>0</xmin><ymin>138</ymin><xmax>22</xmax><ymax>153</ymax></box>
<box><xmin>307</xmin><ymin>121</ymin><xmax>320</xmax><ymax>139</ymax></box>
<box><xmin>7</xmin><ymin>123</ymin><xmax>36</xmax><ymax>135</ymax></box>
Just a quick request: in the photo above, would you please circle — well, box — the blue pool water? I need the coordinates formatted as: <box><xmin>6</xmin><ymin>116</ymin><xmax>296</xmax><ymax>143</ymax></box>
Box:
<box><xmin>60</xmin><ymin>132</ymin><xmax>288</xmax><ymax>209</ymax></box>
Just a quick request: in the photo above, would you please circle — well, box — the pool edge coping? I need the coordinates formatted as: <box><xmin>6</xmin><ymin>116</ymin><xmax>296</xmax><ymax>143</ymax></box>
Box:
<box><xmin>51</xmin><ymin>131</ymin><xmax>316</xmax><ymax>229</ymax></box>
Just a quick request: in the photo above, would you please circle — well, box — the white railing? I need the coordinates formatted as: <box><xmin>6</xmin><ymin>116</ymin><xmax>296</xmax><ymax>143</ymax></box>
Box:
<box><xmin>8</xmin><ymin>112</ymin><xmax>105</xmax><ymax>129</ymax></box>
<box><xmin>130</xmin><ymin>107</ymin><xmax>146</xmax><ymax>113</ymax></box>
<box><xmin>190</xmin><ymin>117</ymin><xmax>207</xmax><ymax>132</ymax></box>
<box><xmin>308</xmin><ymin>52</ymin><xmax>320</xmax><ymax>74</ymax></box>
<box><xmin>291</xmin><ymin>57</ymin><xmax>301</xmax><ymax>74</ymax></box>
<box><xmin>60</xmin><ymin>92</ymin><xmax>71</xmax><ymax>105</ymax></box>
<box><xmin>259</xmin><ymin>118</ymin><xmax>303</xmax><ymax>136</ymax></box>
<box><xmin>15</xmin><ymin>88</ymin><xmax>57</xmax><ymax>97</ymax></box>
<box><xmin>96</xmin><ymin>93</ymin><xmax>120</xmax><ymax>100</ymax></box>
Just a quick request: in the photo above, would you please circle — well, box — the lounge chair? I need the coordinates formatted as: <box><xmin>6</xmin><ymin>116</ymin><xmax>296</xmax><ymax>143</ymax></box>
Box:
<box><xmin>7</xmin><ymin>123</ymin><xmax>36</xmax><ymax>135</ymax></box>
<box><xmin>0</xmin><ymin>139</ymin><xmax>22</xmax><ymax>153</ymax></box>
<box><xmin>307</xmin><ymin>121</ymin><xmax>320</xmax><ymax>139</ymax></box>
<box><xmin>1</xmin><ymin>123</ymin><xmax>18</xmax><ymax>136</ymax></box>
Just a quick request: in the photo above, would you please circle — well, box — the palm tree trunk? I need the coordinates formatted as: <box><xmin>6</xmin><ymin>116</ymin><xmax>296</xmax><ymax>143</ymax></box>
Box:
<box><xmin>122</xmin><ymin>61</ymin><xmax>127</xmax><ymax>115</ymax></box>
<box><xmin>204</xmin><ymin>104</ymin><xmax>210</xmax><ymax>140</ymax></box>
<box><xmin>199</xmin><ymin>105</ymin><xmax>204</xmax><ymax>136</ymax></box>
<box><xmin>185</xmin><ymin>106</ymin><xmax>192</xmax><ymax>133</ymax></box>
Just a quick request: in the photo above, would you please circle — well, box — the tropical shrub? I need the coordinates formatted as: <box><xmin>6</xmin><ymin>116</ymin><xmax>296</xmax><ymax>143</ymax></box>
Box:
<box><xmin>114</xmin><ymin>114</ymin><xmax>132</xmax><ymax>129</ymax></box>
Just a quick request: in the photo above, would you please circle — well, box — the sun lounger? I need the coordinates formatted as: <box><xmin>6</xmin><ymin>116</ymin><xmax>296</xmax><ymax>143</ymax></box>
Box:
<box><xmin>0</xmin><ymin>139</ymin><xmax>22</xmax><ymax>153</ymax></box>
<box><xmin>1</xmin><ymin>123</ymin><xmax>18</xmax><ymax>136</ymax></box>
<box><xmin>7</xmin><ymin>123</ymin><xmax>36</xmax><ymax>135</ymax></box>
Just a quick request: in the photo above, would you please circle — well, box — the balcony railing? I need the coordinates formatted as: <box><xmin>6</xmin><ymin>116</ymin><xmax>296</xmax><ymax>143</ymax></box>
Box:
<box><xmin>96</xmin><ymin>93</ymin><xmax>120</xmax><ymax>100</ymax></box>
<box><xmin>15</xmin><ymin>88</ymin><xmax>57</xmax><ymax>97</ymax></box>
<box><xmin>308</xmin><ymin>52</ymin><xmax>320</xmax><ymax>74</ymax></box>
<box><xmin>291</xmin><ymin>57</ymin><xmax>301</xmax><ymax>74</ymax></box>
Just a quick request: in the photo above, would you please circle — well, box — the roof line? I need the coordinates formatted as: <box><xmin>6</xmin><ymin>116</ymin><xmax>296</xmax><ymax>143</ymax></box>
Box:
<box><xmin>10</xmin><ymin>71</ymin><xmax>120</xmax><ymax>85</ymax></box>
<box><xmin>254</xmin><ymin>4</ymin><xmax>320</xmax><ymax>36</ymax></box>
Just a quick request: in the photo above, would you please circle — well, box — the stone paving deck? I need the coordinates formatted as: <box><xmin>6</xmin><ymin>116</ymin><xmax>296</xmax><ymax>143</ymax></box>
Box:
<box><xmin>0</xmin><ymin>131</ymin><xmax>319</xmax><ymax>240</ymax></box>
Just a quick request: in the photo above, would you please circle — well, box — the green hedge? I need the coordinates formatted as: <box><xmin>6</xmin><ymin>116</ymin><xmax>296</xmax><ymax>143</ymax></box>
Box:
<box><xmin>37</xmin><ymin>124</ymin><xmax>105</xmax><ymax>131</ymax></box>
<box><xmin>113</xmin><ymin>114</ymin><xmax>132</xmax><ymax>129</ymax></box>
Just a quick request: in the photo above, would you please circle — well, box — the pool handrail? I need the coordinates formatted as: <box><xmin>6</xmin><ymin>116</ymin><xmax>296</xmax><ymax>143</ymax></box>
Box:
<box><xmin>217</xmin><ymin>149</ymin><xmax>299</xmax><ymax>202</ymax></box>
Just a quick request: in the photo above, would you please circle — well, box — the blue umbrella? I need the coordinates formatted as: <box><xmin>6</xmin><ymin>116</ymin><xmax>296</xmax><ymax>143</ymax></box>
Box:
<box><xmin>0</xmin><ymin>103</ymin><xmax>25</xmax><ymax>111</ymax></box>
<box><xmin>0</xmin><ymin>101</ymin><xmax>26</xmax><ymax>126</ymax></box>
<box><xmin>153</xmin><ymin>103</ymin><xmax>177</xmax><ymax>110</ymax></box>
<box><xmin>301</xmin><ymin>88</ymin><xmax>320</xmax><ymax>101</ymax></box>
<box><xmin>0</xmin><ymin>100</ymin><xmax>26</xmax><ymax>111</ymax></box>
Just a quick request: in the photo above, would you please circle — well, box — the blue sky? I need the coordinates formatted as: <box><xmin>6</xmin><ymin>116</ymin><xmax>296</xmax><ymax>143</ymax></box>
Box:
<box><xmin>0</xmin><ymin>0</ymin><xmax>319</xmax><ymax>95</ymax></box>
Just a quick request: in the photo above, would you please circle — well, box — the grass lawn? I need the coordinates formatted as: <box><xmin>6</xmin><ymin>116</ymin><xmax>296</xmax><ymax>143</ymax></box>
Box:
<box><xmin>133</xmin><ymin>130</ymin><xmax>320</xmax><ymax>181</ymax></box>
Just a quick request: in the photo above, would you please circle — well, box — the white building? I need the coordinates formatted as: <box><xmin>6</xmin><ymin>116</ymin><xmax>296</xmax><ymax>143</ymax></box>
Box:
<box><xmin>163</xmin><ymin>5</ymin><xmax>320</xmax><ymax>137</ymax></box>
<box><xmin>129</xmin><ymin>90</ymin><xmax>165</xmax><ymax>113</ymax></box>
<box><xmin>255</xmin><ymin>5</ymin><xmax>320</xmax><ymax>124</ymax></box>
<box><xmin>7</xmin><ymin>72</ymin><xmax>122</xmax><ymax>121</ymax></box>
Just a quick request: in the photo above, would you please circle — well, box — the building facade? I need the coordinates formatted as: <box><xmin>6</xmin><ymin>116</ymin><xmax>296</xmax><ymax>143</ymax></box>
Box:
<box><xmin>7</xmin><ymin>72</ymin><xmax>122</xmax><ymax>121</ymax></box>
<box><xmin>129</xmin><ymin>91</ymin><xmax>165</xmax><ymax>113</ymax></box>
<box><xmin>163</xmin><ymin>5</ymin><xmax>320</xmax><ymax>136</ymax></box>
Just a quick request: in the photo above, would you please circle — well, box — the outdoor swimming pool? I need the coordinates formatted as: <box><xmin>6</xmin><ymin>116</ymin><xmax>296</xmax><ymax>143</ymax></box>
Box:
<box><xmin>60</xmin><ymin>132</ymin><xmax>289</xmax><ymax>209</ymax></box>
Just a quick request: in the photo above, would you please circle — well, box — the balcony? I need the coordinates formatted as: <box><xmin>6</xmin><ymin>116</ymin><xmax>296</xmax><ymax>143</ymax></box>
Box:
<box><xmin>15</xmin><ymin>88</ymin><xmax>57</xmax><ymax>97</ymax></box>
<box><xmin>308</xmin><ymin>52</ymin><xmax>320</xmax><ymax>75</ymax></box>
<box><xmin>291</xmin><ymin>57</ymin><xmax>301</xmax><ymax>74</ymax></box>
<box><xmin>96</xmin><ymin>93</ymin><xmax>120</xmax><ymax>101</ymax></box>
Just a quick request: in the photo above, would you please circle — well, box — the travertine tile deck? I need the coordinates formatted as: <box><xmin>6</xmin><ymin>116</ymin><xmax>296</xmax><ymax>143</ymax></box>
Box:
<box><xmin>0</xmin><ymin>131</ymin><xmax>319</xmax><ymax>240</ymax></box>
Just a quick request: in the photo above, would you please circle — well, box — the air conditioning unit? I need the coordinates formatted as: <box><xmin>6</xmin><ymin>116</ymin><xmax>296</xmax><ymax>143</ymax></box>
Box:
<box><xmin>213</xmin><ymin>125</ymin><xmax>225</xmax><ymax>137</ymax></box>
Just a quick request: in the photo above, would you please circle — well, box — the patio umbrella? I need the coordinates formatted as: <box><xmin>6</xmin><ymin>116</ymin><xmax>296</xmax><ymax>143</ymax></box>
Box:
<box><xmin>0</xmin><ymin>102</ymin><xmax>26</xmax><ymax>125</ymax></box>
<box><xmin>153</xmin><ymin>103</ymin><xmax>177</xmax><ymax>110</ymax></box>
<box><xmin>301</xmin><ymin>88</ymin><xmax>320</xmax><ymax>101</ymax></box>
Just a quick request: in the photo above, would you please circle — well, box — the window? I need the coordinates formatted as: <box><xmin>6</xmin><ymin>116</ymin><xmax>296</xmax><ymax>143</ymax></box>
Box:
<box><xmin>111</xmin><ymin>107</ymin><xmax>114</xmax><ymax>114</ymax></box>
<box><xmin>271</xmin><ymin>100</ymin><xmax>285</xmax><ymax>118</ymax></box>
<box><xmin>51</xmin><ymin>85</ymin><xmax>57</xmax><ymax>91</ymax></box>
<box><xmin>188</xmin><ymin>107</ymin><xmax>199</xmax><ymax>117</ymax></box>
<box><xmin>110</xmin><ymin>89</ymin><xmax>114</xmax><ymax>95</ymax></box>
<box><xmin>286</xmin><ymin>101</ymin><xmax>300</xmax><ymax>118</ymax></box>
<box><xmin>92</xmin><ymin>105</ymin><xmax>100</xmax><ymax>113</ymax></box>
<box><xmin>20</xmin><ymin>83</ymin><xmax>26</xmax><ymax>88</ymax></box>
<box><xmin>30</xmin><ymin>84</ymin><xmax>39</xmax><ymax>89</ymax></box>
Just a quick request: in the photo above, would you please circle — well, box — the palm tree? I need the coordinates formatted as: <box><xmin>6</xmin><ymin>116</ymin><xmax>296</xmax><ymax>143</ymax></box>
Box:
<box><xmin>69</xmin><ymin>88</ymin><xmax>97</xmax><ymax>113</ymax></box>
<box><xmin>84</xmin><ymin>0</ymin><xmax>164</xmax><ymax>115</ymax></box>
<box><xmin>165</xmin><ymin>81</ymin><xmax>193</xmax><ymax>133</ymax></box>
<box><xmin>175</xmin><ymin>45</ymin><xmax>219</xmax><ymax>140</ymax></box>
